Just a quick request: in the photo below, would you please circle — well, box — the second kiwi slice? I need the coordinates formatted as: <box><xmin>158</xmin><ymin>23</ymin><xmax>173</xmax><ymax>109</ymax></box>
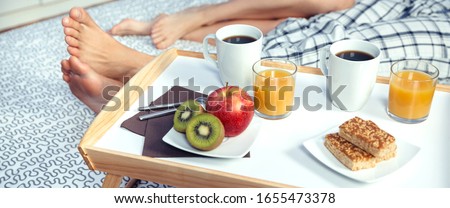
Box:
<box><xmin>173</xmin><ymin>99</ymin><xmax>205</xmax><ymax>133</ymax></box>
<box><xmin>186</xmin><ymin>113</ymin><xmax>225</xmax><ymax>151</ymax></box>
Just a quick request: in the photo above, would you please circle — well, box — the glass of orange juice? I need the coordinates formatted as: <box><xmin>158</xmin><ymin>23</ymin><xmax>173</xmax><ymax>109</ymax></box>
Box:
<box><xmin>253</xmin><ymin>58</ymin><xmax>297</xmax><ymax>119</ymax></box>
<box><xmin>387</xmin><ymin>60</ymin><xmax>439</xmax><ymax>123</ymax></box>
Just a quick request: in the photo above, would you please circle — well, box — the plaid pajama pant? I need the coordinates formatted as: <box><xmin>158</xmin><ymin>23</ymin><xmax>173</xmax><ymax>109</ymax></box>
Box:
<box><xmin>262</xmin><ymin>0</ymin><xmax>450</xmax><ymax>84</ymax></box>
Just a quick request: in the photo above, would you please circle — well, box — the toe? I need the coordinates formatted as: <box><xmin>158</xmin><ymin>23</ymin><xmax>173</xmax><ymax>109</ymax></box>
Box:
<box><xmin>64</xmin><ymin>27</ymin><xmax>80</xmax><ymax>39</ymax></box>
<box><xmin>152</xmin><ymin>39</ymin><xmax>166</xmax><ymax>49</ymax></box>
<box><xmin>61</xmin><ymin>59</ymin><xmax>71</xmax><ymax>73</ymax></box>
<box><xmin>151</xmin><ymin>34</ymin><xmax>172</xmax><ymax>49</ymax></box>
<box><xmin>69</xmin><ymin>8</ymin><xmax>83</xmax><ymax>22</ymax></box>
<box><xmin>69</xmin><ymin>56</ymin><xmax>91</xmax><ymax>76</ymax></box>
<box><xmin>70</xmin><ymin>7</ymin><xmax>95</xmax><ymax>27</ymax></box>
<box><xmin>151</xmin><ymin>33</ymin><xmax>171</xmax><ymax>49</ymax></box>
<box><xmin>151</xmin><ymin>33</ymin><xmax>164</xmax><ymax>43</ymax></box>
<box><xmin>155</xmin><ymin>40</ymin><xmax>170</xmax><ymax>49</ymax></box>
<box><xmin>62</xmin><ymin>16</ymin><xmax>81</xmax><ymax>31</ymax></box>
<box><xmin>65</xmin><ymin>36</ymin><xmax>79</xmax><ymax>47</ymax></box>
<box><xmin>150</xmin><ymin>25</ymin><xmax>162</xmax><ymax>35</ymax></box>
<box><xmin>110</xmin><ymin>19</ymin><xmax>128</xmax><ymax>34</ymax></box>
<box><xmin>67</xmin><ymin>46</ymin><xmax>80</xmax><ymax>57</ymax></box>
<box><xmin>109</xmin><ymin>25</ymin><xmax>122</xmax><ymax>35</ymax></box>
<box><xmin>62</xmin><ymin>73</ymin><xmax>71</xmax><ymax>83</ymax></box>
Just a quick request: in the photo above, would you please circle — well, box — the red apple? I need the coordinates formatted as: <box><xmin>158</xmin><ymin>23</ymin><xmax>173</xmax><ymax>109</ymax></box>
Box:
<box><xmin>206</xmin><ymin>85</ymin><xmax>254</xmax><ymax>137</ymax></box>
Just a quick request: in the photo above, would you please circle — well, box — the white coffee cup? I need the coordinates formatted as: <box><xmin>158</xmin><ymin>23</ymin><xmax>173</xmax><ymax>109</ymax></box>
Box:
<box><xmin>203</xmin><ymin>24</ymin><xmax>263</xmax><ymax>88</ymax></box>
<box><xmin>320</xmin><ymin>39</ymin><xmax>380</xmax><ymax>111</ymax></box>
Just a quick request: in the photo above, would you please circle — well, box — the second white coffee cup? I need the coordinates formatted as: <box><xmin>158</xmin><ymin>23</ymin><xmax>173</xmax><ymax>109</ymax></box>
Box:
<box><xmin>203</xmin><ymin>24</ymin><xmax>263</xmax><ymax>88</ymax></box>
<box><xmin>320</xmin><ymin>39</ymin><xmax>380</xmax><ymax>111</ymax></box>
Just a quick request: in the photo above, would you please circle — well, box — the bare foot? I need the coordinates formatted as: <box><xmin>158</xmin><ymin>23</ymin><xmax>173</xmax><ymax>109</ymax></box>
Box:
<box><xmin>61</xmin><ymin>56</ymin><xmax>123</xmax><ymax>114</ymax></box>
<box><xmin>62</xmin><ymin>7</ymin><xmax>153</xmax><ymax>81</ymax></box>
<box><xmin>109</xmin><ymin>18</ymin><xmax>153</xmax><ymax>36</ymax></box>
<box><xmin>108</xmin><ymin>10</ymin><xmax>209</xmax><ymax>49</ymax></box>
<box><xmin>150</xmin><ymin>9</ymin><xmax>209</xmax><ymax>49</ymax></box>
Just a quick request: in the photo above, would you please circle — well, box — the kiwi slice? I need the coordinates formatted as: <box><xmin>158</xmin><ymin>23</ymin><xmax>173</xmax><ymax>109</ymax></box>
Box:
<box><xmin>173</xmin><ymin>99</ymin><xmax>204</xmax><ymax>133</ymax></box>
<box><xmin>186</xmin><ymin>113</ymin><xmax>225</xmax><ymax>151</ymax></box>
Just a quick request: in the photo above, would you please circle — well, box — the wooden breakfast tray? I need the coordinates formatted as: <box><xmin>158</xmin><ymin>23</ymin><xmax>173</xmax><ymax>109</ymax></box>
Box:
<box><xmin>78</xmin><ymin>49</ymin><xmax>450</xmax><ymax>188</ymax></box>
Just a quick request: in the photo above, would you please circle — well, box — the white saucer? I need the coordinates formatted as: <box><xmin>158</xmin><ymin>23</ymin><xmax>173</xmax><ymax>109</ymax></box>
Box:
<box><xmin>303</xmin><ymin>126</ymin><xmax>420</xmax><ymax>183</ymax></box>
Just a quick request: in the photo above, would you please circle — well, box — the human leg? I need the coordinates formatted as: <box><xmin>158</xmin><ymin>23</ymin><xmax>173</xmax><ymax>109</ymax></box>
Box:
<box><xmin>62</xmin><ymin>7</ymin><xmax>154</xmax><ymax>81</ymax></box>
<box><xmin>183</xmin><ymin>18</ymin><xmax>285</xmax><ymax>43</ymax></box>
<box><xmin>110</xmin><ymin>0</ymin><xmax>355</xmax><ymax>49</ymax></box>
<box><xmin>197</xmin><ymin>0</ymin><xmax>355</xmax><ymax>20</ymax></box>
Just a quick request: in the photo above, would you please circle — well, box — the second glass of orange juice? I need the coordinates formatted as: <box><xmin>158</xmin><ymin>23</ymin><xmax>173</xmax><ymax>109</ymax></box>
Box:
<box><xmin>387</xmin><ymin>60</ymin><xmax>439</xmax><ymax>123</ymax></box>
<box><xmin>253</xmin><ymin>58</ymin><xmax>297</xmax><ymax>119</ymax></box>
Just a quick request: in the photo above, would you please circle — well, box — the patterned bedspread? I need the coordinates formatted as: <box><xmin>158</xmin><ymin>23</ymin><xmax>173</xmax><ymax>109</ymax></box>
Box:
<box><xmin>0</xmin><ymin>0</ymin><xmax>448</xmax><ymax>188</ymax></box>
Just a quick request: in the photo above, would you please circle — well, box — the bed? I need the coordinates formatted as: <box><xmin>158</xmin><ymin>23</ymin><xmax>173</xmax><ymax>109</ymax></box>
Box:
<box><xmin>0</xmin><ymin>0</ymin><xmax>448</xmax><ymax>188</ymax></box>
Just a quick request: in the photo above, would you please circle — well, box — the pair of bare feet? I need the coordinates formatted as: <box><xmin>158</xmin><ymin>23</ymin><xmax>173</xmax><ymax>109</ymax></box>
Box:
<box><xmin>61</xmin><ymin>7</ymin><xmax>155</xmax><ymax>113</ymax></box>
<box><xmin>110</xmin><ymin>12</ymin><xmax>204</xmax><ymax>49</ymax></box>
<box><xmin>61</xmin><ymin>6</ymin><xmax>214</xmax><ymax>113</ymax></box>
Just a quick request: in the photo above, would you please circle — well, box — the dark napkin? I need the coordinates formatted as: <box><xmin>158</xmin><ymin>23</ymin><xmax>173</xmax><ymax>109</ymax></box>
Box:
<box><xmin>121</xmin><ymin>86</ymin><xmax>206</xmax><ymax>157</ymax></box>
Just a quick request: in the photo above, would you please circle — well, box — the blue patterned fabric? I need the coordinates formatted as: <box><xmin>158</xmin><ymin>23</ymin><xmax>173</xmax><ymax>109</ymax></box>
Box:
<box><xmin>263</xmin><ymin>0</ymin><xmax>450</xmax><ymax>84</ymax></box>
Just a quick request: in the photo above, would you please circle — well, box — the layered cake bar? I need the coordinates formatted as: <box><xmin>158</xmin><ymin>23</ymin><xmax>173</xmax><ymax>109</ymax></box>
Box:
<box><xmin>338</xmin><ymin>117</ymin><xmax>396</xmax><ymax>160</ymax></box>
<box><xmin>324</xmin><ymin>133</ymin><xmax>378</xmax><ymax>171</ymax></box>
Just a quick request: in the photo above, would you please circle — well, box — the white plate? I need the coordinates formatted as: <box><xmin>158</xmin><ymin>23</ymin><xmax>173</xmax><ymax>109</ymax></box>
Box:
<box><xmin>162</xmin><ymin>116</ymin><xmax>262</xmax><ymax>158</ymax></box>
<box><xmin>303</xmin><ymin>126</ymin><xmax>420</xmax><ymax>183</ymax></box>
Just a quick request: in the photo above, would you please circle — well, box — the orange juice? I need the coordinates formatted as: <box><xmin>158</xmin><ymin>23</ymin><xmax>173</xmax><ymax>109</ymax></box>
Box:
<box><xmin>388</xmin><ymin>70</ymin><xmax>436</xmax><ymax>120</ymax></box>
<box><xmin>254</xmin><ymin>69</ymin><xmax>295</xmax><ymax>117</ymax></box>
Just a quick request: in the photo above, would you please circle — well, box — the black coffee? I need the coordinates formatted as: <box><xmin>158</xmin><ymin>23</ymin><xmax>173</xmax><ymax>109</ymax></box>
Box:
<box><xmin>336</xmin><ymin>50</ymin><xmax>374</xmax><ymax>61</ymax></box>
<box><xmin>223</xmin><ymin>35</ymin><xmax>257</xmax><ymax>44</ymax></box>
